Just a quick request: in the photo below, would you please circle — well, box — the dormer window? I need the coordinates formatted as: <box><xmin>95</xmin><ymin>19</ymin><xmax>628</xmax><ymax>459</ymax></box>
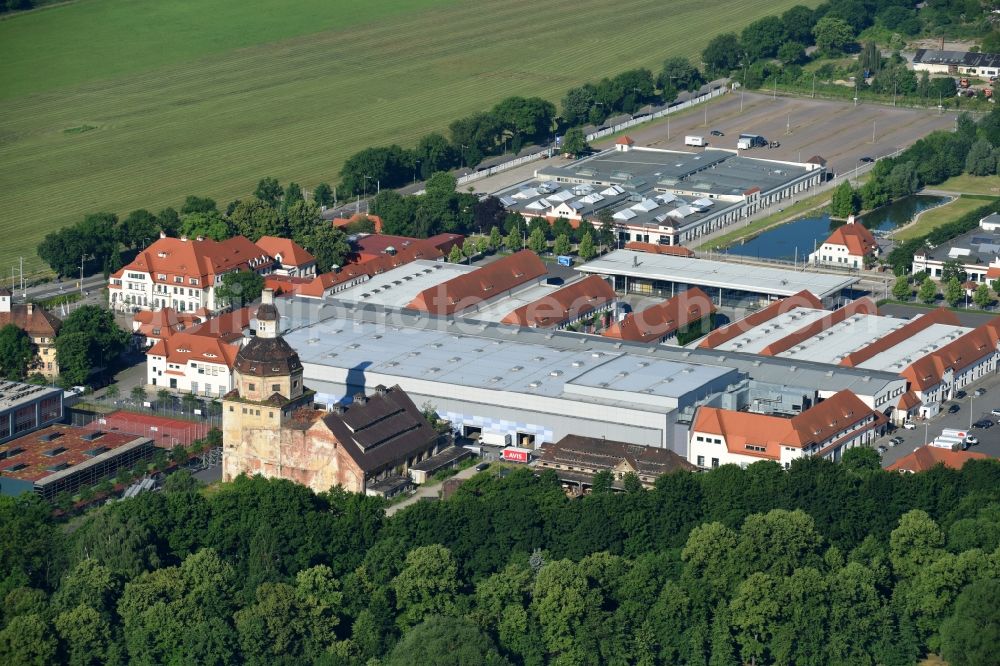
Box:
<box><xmin>158</xmin><ymin>273</ymin><xmax>166</xmax><ymax>280</ymax></box>
<box><xmin>174</xmin><ymin>276</ymin><xmax>183</xmax><ymax>283</ymax></box>
<box><xmin>190</xmin><ymin>278</ymin><xmax>199</xmax><ymax>285</ymax></box>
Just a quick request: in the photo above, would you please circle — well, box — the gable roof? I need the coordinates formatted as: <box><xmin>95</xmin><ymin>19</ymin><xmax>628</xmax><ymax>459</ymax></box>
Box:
<box><xmin>692</xmin><ymin>390</ymin><xmax>881</xmax><ymax>460</ymax></box>
<box><xmin>824</xmin><ymin>221</ymin><xmax>878</xmax><ymax>256</ymax></box>
<box><xmin>897</xmin><ymin>391</ymin><xmax>922</xmax><ymax>411</ymax></box>
<box><xmin>186</xmin><ymin>306</ymin><xmax>255</xmax><ymax>342</ymax></box>
<box><xmin>147</xmin><ymin>331</ymin><xmax>241</xmax><ymax>368</ymax></box>
<box><xmin>501</xmin><ymin>275</ymin><xmax>616</xmax><ymax>328</ymax></box>
<box><xmin>537</xmin><ymin>434</ymin><xmax>696</xmax><ymax>479</ymax></box>
<box><xmin>132</xmin><ymin>308</ymin><xmax>202</xmax><ymax>340</ymax></box>
<box><xmin>615</xmin><ymin>136</ymin><xmax>635</xmax><ymax>146</ymax></box>
<box><xmin>254</xmin><ymin>237</ymin><xmax>314</xmax><ymax>268</ymax></box>
<box><xmin>901</xmin><ymin>315</ymin><xmax>1000</xmax><ymax>390</ymax></box>
<box><xmin>312</xmin><ymin>385</ymin><xmax>439</xmax><ymax>474</ymax></box>
<box><xmin>604</xmin><ymin>287</ymin><xmax>714</xmax><ymax>343</ymax></box>
<box><xmin>840</xmin><ymin>307</ymin><xmax>960</xmax><ymax>367</ymax></box>
<box><xmin>0</xmin><ymin>304</ymin><xmax>61</xmax><ymax>338</ymax></box>
<box><xmin>887</xmin><ymin>445</ymin><xmax>988</xmax><ymax>473</ymax></box>
<box><xmin>119</xmin><ymin>236</ymin><xmax>271</xmax><ymax>285</ymax></box>
<box><xmin>758</xmin><ymin>298</ymin><xmax>877</xmax><ymax>356</ymax></box>
<box><xmin>698</xmin><ymin>290</ymin><xmax>824</xmax><ymax>349</ymax></box>
<box><xmin>623</xmin><ymin>241</ymin><xmax>695</xmax><ymax>257</ymax></box>
<box><xmin>407</xmin><ymin>250</ymin><xmax>547</xmax><ymax>315</ymax></box>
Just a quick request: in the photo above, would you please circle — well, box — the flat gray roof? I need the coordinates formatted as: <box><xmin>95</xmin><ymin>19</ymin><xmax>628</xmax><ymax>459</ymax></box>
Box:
<box><xmin>536</xmin><ymin>147</ymin><xmax>813</xmax><ymax>197</ymax></box>
<box><xmin>0</xmin><ymin>382</ymin><xmax>61</xmax><ymax>413</ymax></box>
<box><xmin>577</xmin><ymin>250</ymin><xmax>858</xmax><ymax>299</ymax></box>
<box><xmin>859</xmin><ymin>322</ymin><xmax>972</xmax><ymax>372</ymax></box>
<box><xmin>916</xmin><ymin>223</ymin><xmax>1000</xmax><ymax>267</ymax></box>
<box><xmin>713</xmin><ymin>308</ymin><xmax>830</xmax><ymax>353</ymax></box>
<box><xmin>275</xmin><ymin>298</ymin><xmax>904</xmax><ymax>402</ymax></box>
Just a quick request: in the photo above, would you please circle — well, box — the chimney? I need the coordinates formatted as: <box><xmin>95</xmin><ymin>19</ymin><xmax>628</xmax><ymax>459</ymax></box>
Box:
<box><xmin>374</xmin><ymin>385</ymin><xmax>388</xmax><ymax>396</ymax></box>
<box><xmin>26</xmin><ymin>303</ymin><xmax>33</xmax><ymax>317</ymax></box>
<box><xmin>180</xmin><ymin>235</ymin><xmax>188</xmax><ymax>242</ymax></box>
<box><xmin>847</xmin><ymin>214</ymin><xmax>856</xmax><ymax>225</ymax></box>
<box><xmin>329</xmin><ymin>404</ymin><xmax>344</xmax><ymax>415</ymax></box>
<box><xmin>261</xmin><ymin>288</ymin><xmax>274</xmax><ymax>305</ymax></box>
<box><xmin>353</xmin><ymin>392</ymin><xmax>367</xmax><ymax>405</ymax></box>
<box><xmin>159</xmin><ymin>231</ymin><xmax>167</xmax><ymax>239</ymax></box>
<box><xmin>196</xmin><ymin>236</ymin><xmax>204</xmax><ymax>242</ymax></box>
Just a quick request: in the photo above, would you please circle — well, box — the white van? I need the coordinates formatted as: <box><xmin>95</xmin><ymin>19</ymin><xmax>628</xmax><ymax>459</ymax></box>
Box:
<box><xmin>685</xmin><ymin>135</ymin><xmax>706</xmax><ymax>147</ymax></box>
<box><xmin>737</xmin><ymin>138</ymin><xmax>753</xmax><ymax>150</ymax></box>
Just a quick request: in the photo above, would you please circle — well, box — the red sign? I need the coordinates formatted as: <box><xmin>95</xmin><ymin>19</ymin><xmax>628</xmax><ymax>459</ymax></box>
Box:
<box><xmin>501</xmin><ymin>448</ymin><xmax>531</xmax><ymax>463</ymax></box>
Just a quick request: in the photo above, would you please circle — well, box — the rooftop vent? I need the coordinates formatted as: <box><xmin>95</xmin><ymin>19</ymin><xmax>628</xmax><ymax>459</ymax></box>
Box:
<box><xmin>353</xmin><ymin>393</ymin><xmax>367</xmax><ymax>405</ymax></box>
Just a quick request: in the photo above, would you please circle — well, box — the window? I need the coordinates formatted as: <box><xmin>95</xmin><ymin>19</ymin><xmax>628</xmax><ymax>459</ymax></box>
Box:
<box><xmin>696</xmin><ymin>455</ymin><xmax>705</xmax><ymax>467</ymax></box>
<box><xmin>745</xmin><ymin>444</ymin><xmax>766</xmax><ymax>452</ymax></box>
<box><xmin>711</xmin><ymin>458</ymin><xmax>719</xmax><ymax>468</ymax></box>
<box><xmin>696</xmin><ymin>436</ymin><xmax>704</xmax><ymax>442</ymax></box>
<box><xmin>229</xmin><ymin>406</ymin><xmax>234</xmax><ymax>412</ymax></box>
<box><xmin>248</xmin><ymin>383</ymin><xmax>255</xmax><ymax>391</ymax></box>
<box><xmin>174</xmin><ymin>276</ymin><xmax>183</xmax><ymax>283</ymax></box>
<box><xmin>271</xmin><ymin>384</ymin><xmax>280</xmax><ymax>393</ymax></box>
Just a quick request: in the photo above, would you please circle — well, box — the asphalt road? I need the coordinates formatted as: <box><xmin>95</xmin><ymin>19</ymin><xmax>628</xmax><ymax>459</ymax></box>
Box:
<box><xmin>878</xmin><ymin>371</ymin><xmax>1000</xmax><ymax>468</ymax></box>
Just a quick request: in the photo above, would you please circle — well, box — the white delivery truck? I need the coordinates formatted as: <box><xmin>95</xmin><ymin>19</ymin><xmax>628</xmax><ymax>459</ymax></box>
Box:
<box><xmin>685</xmin><ymin>135</ymin><xmax>706</xmax><ymax>147</ymax></box>
<box><xmin>737</xmin><ymin>137</ymin><xmax>753</xmax><ymax>150</ymax></box>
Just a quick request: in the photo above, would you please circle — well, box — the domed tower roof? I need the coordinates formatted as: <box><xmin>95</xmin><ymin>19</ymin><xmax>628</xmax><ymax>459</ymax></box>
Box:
<box><xmin>234</xmin><ymin>336</ymin><xmax>302</xmax><ymax>377</ymax></box>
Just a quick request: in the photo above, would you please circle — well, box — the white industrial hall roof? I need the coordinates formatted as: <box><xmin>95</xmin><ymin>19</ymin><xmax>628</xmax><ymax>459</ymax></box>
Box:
<box><xmin>576</xmin><ymin>250</ymin><xmax>858</xmax><ymax>299</ymax></box>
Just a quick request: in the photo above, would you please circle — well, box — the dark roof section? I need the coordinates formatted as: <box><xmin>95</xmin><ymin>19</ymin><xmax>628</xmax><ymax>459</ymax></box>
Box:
<box><xmin>0</xmin><ymin>303</ymin><xmax>61</xmax><ymax>338</ymax></box>
<box><xmin>319</xmin><ymin>385</ymin><xmax>439</xmax><ymax>474</ymax></box>
<box><xmin>537</xmin><ymin>434</ymin><xmax>696</xmax><ymax>480</ymax></box>
<box><xmin>256</xmin><ymin>303</ymin><xmax>279</xmax><ymax>322</ymax></box>
<box><xmin>234</xmin><ymin>336</ymin><xmax>302</xmax><ymax>377</ymax></box>
<box><xmin>913</xmin><ymin>49</ymin><xmax>1000</xmax><ymax>69</ymax></box>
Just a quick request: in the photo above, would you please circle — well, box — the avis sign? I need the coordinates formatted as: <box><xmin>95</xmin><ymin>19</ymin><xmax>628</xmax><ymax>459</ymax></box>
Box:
<box><xmin>501</xmin><ymin>447</ymin><xmax>531</xmax><ymax>463</ymax></box>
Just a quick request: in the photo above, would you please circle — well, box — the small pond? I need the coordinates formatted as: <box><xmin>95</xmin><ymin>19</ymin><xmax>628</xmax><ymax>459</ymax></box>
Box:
<box><xmin>721</xmin><ymin>195</ymin><xmax>950</xmax><ymax>262</ymax></box>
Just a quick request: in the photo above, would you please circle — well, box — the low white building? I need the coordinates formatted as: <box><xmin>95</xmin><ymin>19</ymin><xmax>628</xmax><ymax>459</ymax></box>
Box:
<box><xmin>688</xmin><ymin>390</ymin><xmax>886</xmax><ymax>470</ymax></box>
<box><xmin>911</xmin><ymin>49</ymin><xmax>1000</xmax><ymax>77</ymax></box>
<box><xmin>147</xmin><ymin>332</ymin><xmax>241</xmax><ymax>396</ymax></box>
<box><xmin>911</xmin><ymin>212</ymin><xmax>1000</xmax><ymax>283</ymax></box>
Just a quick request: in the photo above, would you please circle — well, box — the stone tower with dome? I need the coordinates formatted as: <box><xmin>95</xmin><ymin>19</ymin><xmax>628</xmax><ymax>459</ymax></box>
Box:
<box><xmin>221</xmin><ymin>288</ymin><xmax>315</xmax><ymax>481</ymax></box>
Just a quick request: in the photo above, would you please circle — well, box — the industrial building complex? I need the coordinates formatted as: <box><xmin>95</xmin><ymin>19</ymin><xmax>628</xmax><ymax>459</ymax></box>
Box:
<box><xmin>497</xmin><ymin>142</ymin><xmax>826</xmax><ymax>247</ymax></box>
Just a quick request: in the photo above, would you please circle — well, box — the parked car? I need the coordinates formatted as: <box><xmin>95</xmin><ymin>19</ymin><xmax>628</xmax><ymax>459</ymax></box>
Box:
<box><xmin>974</xmin><ymin>388</ymin><xmax>987</xmax><ymax>397</ymax></box>
<box><xmin>859</xmin><ymin>156</ymin><xmax>875</xmax><ymax>163</ymax></box>
<box><xmin>877</xmin><ymin>445</ymin><xmax>888</xmax><ymax>455</ymax></box>
<box><xmin>948</xmin><ymin>404</ymin><xmax>961</xmax><ymax>414</ymax></box>
<box><xmin>902</xmin><ymin>421</ymin><xmax>917</xmax><ymax>429</ymax></box>
<box><xmin>991</xmin><ymin>408</ymin><xmax>1000</xmax><ymax>417</ymax></box>
<box><xmin>965</xmin><ymin>435</ymin><xmax>979</xmax><ymax>446</ymax></box>
<box><xmin>972</xmin><ymin>419</ymin><xmax>993</xmax><ymax>429</ymax></box>
<box><xmin>889</xmin><ymin>436</ymin><xmax>904</xmax><ymax>447</ymax></box>
<box><xmin>710</xmin><ymin>129</ymin><xmax>724</xmax><ymax>136</ymax></box>
<box><xmin>475</xmin><ymin>462</ymin><xmax>490</xmax><ymax>472</ymax></box>
<box><xmin>955</xmin><ymin>390</ymin><xmax>967</xmax><ymax>399</ymax></box>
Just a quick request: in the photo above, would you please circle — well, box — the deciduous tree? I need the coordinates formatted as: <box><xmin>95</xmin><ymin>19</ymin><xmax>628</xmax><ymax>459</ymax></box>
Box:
<box><xmin>561</xmin><ymin>127</ymin><xmax>589</xmax><ymax>156</ymax></box>
<box><xmin>391</xmin><ymin>545</ymin><xmax>460</xmax><ymax>629</ymax></box>
<box><xmin>215</xmin><ymin>270</ymin><xmax>264</xmax><ymax>308</ymax></box>
<box><xmin>0</xmin><ymin>324</ymin><xmax>34</xmax><ymax>380</ymax></box>
<box><xmin>918</xmin><ymin>276</ymin><xmax>937</xmax><ymax>304</ymax></box>
<box><xmin>813</xmin><ymin>16</ymin><xmax>855</xmax><ymax>55</ymax></box>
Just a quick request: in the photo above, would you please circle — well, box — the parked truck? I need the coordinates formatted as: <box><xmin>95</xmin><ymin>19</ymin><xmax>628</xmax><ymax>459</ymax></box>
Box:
<box><xmin>685</xmin><ymin>135</ymin><xmax>706</xmax><ymax>147</ymax></box>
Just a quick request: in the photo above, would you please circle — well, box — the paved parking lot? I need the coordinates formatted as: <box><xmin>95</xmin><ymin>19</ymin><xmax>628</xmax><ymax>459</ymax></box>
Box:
<box><xmin>878</xmin><ymin>371</ymin><xmax>1000</xmax><ymax>468</ymax></box>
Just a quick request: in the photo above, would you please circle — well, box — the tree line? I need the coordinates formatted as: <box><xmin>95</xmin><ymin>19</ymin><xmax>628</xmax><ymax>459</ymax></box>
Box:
<box><xmin>38</xmin><ymin>177</ymin><xmax>355</xmax><ymax>278</ymax></box>
<box><xmin>339</xmin><ymin>56</ymin><xmax>709</xmax><ymax>199</ymax></box>
<box><xmin>1</xmin><ymin>449</ymin><xmax>998</xmax><ymax>665</ymax></box>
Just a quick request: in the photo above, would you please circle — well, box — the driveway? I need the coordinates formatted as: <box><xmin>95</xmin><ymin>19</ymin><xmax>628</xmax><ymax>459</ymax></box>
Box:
<box><xmin>878</xmin><ymin>371</ymin><xmax>1000</xmax><ymax>468</ymax></box>
<box><xmin>385</xmin><ymin>463</ymin><xmax>481</xmax><ymax>517</ymax></box>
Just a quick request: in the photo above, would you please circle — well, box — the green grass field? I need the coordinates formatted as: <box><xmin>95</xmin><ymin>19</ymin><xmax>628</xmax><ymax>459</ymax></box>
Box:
<box><xmin>894</xmin><ymin>195</ymin><xmax>999</xmax><ymax>241</ymax></box>
<box><xmin>934</xmin><ymin>174</ymin><xmax>1000</xmax><ymax>196</ymax></box>
<box><xmin>0</xmin><ymin>0</ymin><xmax>812</xmax><ymax>275</ymax></box>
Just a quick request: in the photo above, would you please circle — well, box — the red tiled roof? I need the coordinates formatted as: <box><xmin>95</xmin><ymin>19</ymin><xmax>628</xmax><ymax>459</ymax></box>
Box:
<box><xmin>616</xmin><ymin>136</ymin><xmax>635</xmax><ymax>146</ymax></box>
<box><xmin>407</xmin><ymin>250</ymin><xmax>547</xmax><ymax>315</ymax></box>
<box><xmin>147</xmin><ymin>331</ymin><xmax>241</xmax><ymax>369</ymax></box>
<box><xmin>118</xmin><ymin>236</ymin><xmax>271</xmax><ymax>286</ymax></box>
<box><xmin>897</xmin><ymin>391</ymin><xmax>922</xmax><ymax>411</ymax></box>
<box><xmin>901</xmin><ymin>316</ymin><xmax>1000</xmax><ymax>391</ymax></box>
<box><xmin>624</xmin><ymin>242</ymin><xmax>695</xmax><ymax>257</ymax></box>
<box><xmin>824</xmin><ymin>222</ymin><xmax>877</xmax><ymax>257</ymax></box>
<box><xmin>501</xmin><ymin>276</ymin><xmax>616</xmax><ymax>328</ymax></box>
<box><xmin>987</xmin><ymin>267</ymin><xmax>1000</xmax><ymax>280</ymax></box>
<box><xmin>0</xmin><ymin>304</ymin><xmax>61</xmax><ymax>338</ymax></box>
<box><xmin>840</xmin><ymin>308</ymin><xmax>960</xmax><ymax>367</ymax></box>
<box><xmin>132</xmin><ymin>308</ymin><xmax>203</xmax><ymax>340</ymax></box>
<box><xmin>185</xmin><ymin>306</ymin><xmax>254</xmax><ymax>342</ymax></box>
<box><xmin>758</xmin><ymin>298</ymin><xmax>877</xmax><ymax>356</ymax></box>
<box><xmin>693</xmin><ymin>390</ymin><xmax>883</xmax><ymax>460</ymax></box>
<box><xmin>0</xmin><ymin>425</ymin><xmax>142</xmax><ymax>483</ymax></box>
<box><xmin>604</xmin><ymin>287</ymin><xmax>714</xmax><ymax>343</ymax></box>
<box><xmin>698</xmin><ymin>290</ymin><xmax>824</xmax><ymax>349</ymax></box>
<box><xmin>254</xmin><ymin>236</ymin><xmax>314</xmax><ymax>268</ymax></box>
<box><xmin>353</xmin><ymin>233</ymin><xmax>464</xmax><ymax>264</ymax></box>
<box><xmin>887</xmin><ymin>445</ymin><xmax>988</xmax><ymax>473</ymax></box>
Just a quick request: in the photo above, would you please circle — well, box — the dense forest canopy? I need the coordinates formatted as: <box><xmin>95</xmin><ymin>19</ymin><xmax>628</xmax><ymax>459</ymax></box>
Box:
<box><xmin>1</xmin><ymin>451</ymin><xmax>999</xmax><ymax>665</ymax></box>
